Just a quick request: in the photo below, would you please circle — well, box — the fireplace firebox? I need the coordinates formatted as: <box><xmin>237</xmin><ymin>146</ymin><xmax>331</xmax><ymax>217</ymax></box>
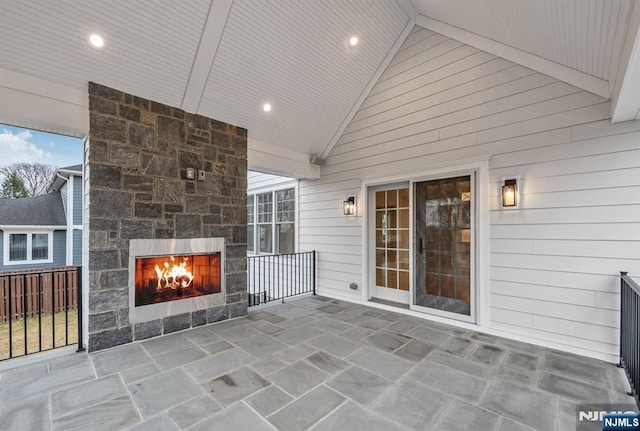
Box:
<box><xmin>134</xmin><ymin>253</ymin><xmax>221</xmax><ymax>307</ymax></box>
<box><xmin>128</xmin><ymin>238</ymin><xmax>226</xmax><ymax>324</ymax></box>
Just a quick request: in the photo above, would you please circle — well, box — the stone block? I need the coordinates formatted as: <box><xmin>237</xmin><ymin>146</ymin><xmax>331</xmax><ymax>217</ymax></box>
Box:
<box><xmin>163</xmin><ymin>204</ymin><xmax>183</xmax><ymax>213</ymax></box>
<box><xmin>157</xmin><ymin>116</ymin><xmax>185</xmax><ymax>144</ymax></box>
<box><xmin>151</xmin><ymin>101</ymin><xmax>172</xmax><ymax>115</ymax></box>
<box><xmin>118</xmin><ymin>105</ymin><xmax>140</xmax><ymax>122</ymax></box>
<box><xmin>155</xmin><ymin>229</ymin><xmax>174</xmax><ymax>239</ymax></box>
<box><xmin>232</xmin><ymin>226</ymin><xmax>247</xmax><ymax>243</ymax></box>
<box><xmin>89</xmin><ymin>288</ymin><xmax>128</xmax><ymax>312</ymax></box>
<box><xmin>90</xmin><ymin>114</ymin><xmax>127</xmax><ymax>142</ymax></box>
<box><xmin>89</xmin><ymin>82</ymin><xmax>124</xmax><ymax>102</ymax></box>
<box><xmin>175</xmin><ymin>214</ymin><xmax>202</xmax><ymax>238</ymax></box>
<box><xmin>143</xmin><ymin>154</ymin><xmax>178</xmax><ymax>177</ymax></box>
<box><xmin>89</xmin><ymin>140</ymin><xmax>109</xmax><ymax>162</ymax></box>
<box><xmin>226</xmin><ymin>258</ymin><xmax>246</xmax><ymax>273</ymax></box>
<box><xmin>211</xmin><ymin>130</ymin><xmax>230</xmax><ymax>148</ymax></box>
<box><xmin>203</xmin><ymin>214</ymin><xmax>221</xmax><ymax>225</ymax></box>
<box><xmin>154</xmin><ymin>179</ymin><xmax>184</xmax><ymax>204</ymax></box>
<box><xmin>171</xmin><ymin>107</ymin><xmax>185</xmax><ymax>119</ymax></box>
<box><xmin>203</xmin><ymin>145</ymin><xmax>217</xmax><ymax>161</ymax></box>
<box><xmin>89</xmin><ymin>250</ymin><xmax>120</xmax><ymax>270</ymax></box>
<box><xmin>91</xmin><ymin>164</ymin><xmax>122</xmax><ymax>189</ymax></box>
<box><xmin>90</xmin><ymin>218</ymin><xmax>119</xmax><ymax>232</ymax></box>
<box><xmin>118</xmin><ymin>308</ymin><xmax>129</xmax><ymax>326</ymax></box>
<box><xmin>185</xmin><ymin>195</ymin><xmax>209</xmax><ymax>214</ymax></box>
<box><xmin>228</xmin><ymin>302</ymin><xmax>248</xmax><ymax>319</ymax></box>
<box><xmin>179</xmin><ymin>150</ymin><xmax>203</xmax><ymax>170</ymax></box>
<box><xmin>99</xmin><ymin>269</ymin><xmax>129</xmax><ymax>290</ymax></box>
<box><xmin>89</xmin><ymin>326</ymin><xmax>132</xmax><ymax>352</ymax></box>
<box><xmin>89</xmin><ymin>96</ymin><xmax>117</xmax><ymax>116</ymax></box>
<box><xmin>111</xmin><ymin>143</ymin><xmax>141</xmax><ymax>168</ymax></box>
<box><xmin>195</xmin><ymin>175</ymin><xmax>221</xmax><ymax>195</ymax></box>
<box><xmin>163</xmin><ymin>313</ymin><xmax>191</xmax><ymax>334</ymax></box>
<box><xmin>89</xmin><ymin>310</ymin><xmax>118</xmax><ymax>332</ymax></box>
<box><xmin>123</xmin><ymin>174</ymin><xmax>153</xmax><ymax>192</ymax></box>
<box><xmin>89</xmin><ymin>189</ymin><xmax>132</xmax><ymax>218</ymax></box>
<box><xmin>90</xmin><ymin>231</ymin><xmax>107</xmax><ymax>249</ymax></box>
<box><xmin>140</xmin><ymin>111</ymin><xmax>155</xmax><ymax>125</ymax></box>
<box><xmin>226</xmin><ymin>273</ymin><xmax>247</xmax><ymax>294</ymax></box>
<box><xmin>206</xmin><ymin>305</ymin><xmax>228</xmax><ymax>324</ymax></box>
<box><xmin>134</xmin><ymin>202</ymin><xmax>162</xmax><ymax>218</ymax></box>
<box><xmin>129</xmin><ymin>123</ymin><xmax>155</xmax><ymax>149</ymax></box>
<box><xmin>210</xmin><ymin>119</ymin><xmax>226</xmax><ymax>131</ymax></box>
<box><xmin>192</xmin><ymin>310</ymin><xmax>207</xmax><ymax>327</ymax></box>
<box><xmin>120</xmin><ymin>220</ymin><xmax>153</xmax><ymax>239</ymax></box>
<box><xmin>134</xmin><ymin>320</ymin><xmax>162</xmax><ymax>341</ymax></box>
<box><xmin>133</xmin><ymin>96</ymin><xmax>149</xmax><ymax>110</ymax></box>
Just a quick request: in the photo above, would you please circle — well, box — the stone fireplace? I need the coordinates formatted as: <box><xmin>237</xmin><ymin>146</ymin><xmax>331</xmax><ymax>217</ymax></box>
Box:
<box><xmin>88</xmin><ymin>83</ymin><xmax>247</xmax><ymax>352</ymax></box>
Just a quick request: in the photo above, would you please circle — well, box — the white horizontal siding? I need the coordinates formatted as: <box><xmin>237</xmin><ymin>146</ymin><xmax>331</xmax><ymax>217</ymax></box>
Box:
<box><xmin>298</xmin><ymin>27</ymin><xmax>640</xmax><ymax>361</ymax></box>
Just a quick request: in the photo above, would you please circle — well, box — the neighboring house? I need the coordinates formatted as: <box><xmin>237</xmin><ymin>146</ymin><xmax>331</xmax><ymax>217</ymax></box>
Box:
<box><xmin>0</xmin><ymin>165</ymin><xmax>82</xmax><ymax>271</ymax></box>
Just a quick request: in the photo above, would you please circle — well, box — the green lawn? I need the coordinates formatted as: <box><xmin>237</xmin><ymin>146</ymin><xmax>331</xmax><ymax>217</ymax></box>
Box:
<box><xmin>0</xmin><ymin>310</ymin><xmax>78</xmax><ymax>360</ymax></box>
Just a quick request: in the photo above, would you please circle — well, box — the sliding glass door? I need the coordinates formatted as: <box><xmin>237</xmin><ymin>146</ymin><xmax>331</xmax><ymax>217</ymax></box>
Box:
<box><xmin>414</xmin><ymin>175</ymin><xmax>475</xmax><ymax>321</ymax></box>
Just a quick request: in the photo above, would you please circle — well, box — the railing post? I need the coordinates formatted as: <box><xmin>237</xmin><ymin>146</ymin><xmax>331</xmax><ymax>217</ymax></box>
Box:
<box><xmin>312</xmin><ymin>250</ymin><xmax>316</xmax><ymax>296</ymax></box>
<box><xmin>77</xmin><ymin>267</ymin><xmax>84</xmax><ymax>352</ymax></box>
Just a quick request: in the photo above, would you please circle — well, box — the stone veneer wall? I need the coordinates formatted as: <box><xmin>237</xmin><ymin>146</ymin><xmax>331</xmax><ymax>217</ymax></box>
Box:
<box><xmin>87</xmin><ymin>82</ymin><xmax>247</xmax><ymax>352</ymax></box>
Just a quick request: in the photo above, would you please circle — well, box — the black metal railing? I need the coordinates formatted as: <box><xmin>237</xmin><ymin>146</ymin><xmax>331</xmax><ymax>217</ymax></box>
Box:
<box><xmin>0</xmin><ymin>266</ymin><xmax>83</xmax><ymax>361</ymax></box>
<box><xmin>619</xmin><ymin>271</ymin><xmax>640</xmax><ymax>406</ymax></box>
<box><xmin>247</xmin><ymin>251</ymin><xmax>315</xmax><ymax>306</ymax></box>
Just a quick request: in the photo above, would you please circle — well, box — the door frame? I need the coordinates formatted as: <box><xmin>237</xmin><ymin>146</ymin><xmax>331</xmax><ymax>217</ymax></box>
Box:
<box><xmin>360</xmin><ymin>156</ymin><xmax>491</xmax><ymax>327</ymax></box>
<box><xmin>367</xmin><ymin>181</ymin><xmax>411</xmax><ymax>305</ymax></box>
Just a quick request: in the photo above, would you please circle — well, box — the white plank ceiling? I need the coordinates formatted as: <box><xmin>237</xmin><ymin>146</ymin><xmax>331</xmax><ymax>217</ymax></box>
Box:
<box><xmin>410</xmin><ymin>0</ymin><xmax>633</xmax><ymax>82</ymax></box>
<box><xmin>0</xmin><ymin>0</ymin><xmax>638</xmax><ymax>172</ymax></box>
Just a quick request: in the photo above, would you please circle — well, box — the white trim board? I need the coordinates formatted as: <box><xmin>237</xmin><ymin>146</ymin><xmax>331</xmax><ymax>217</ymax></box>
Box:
<box><xmin>415</xmin><ymin>15</ymin><xmax>610</xmax><ymax>99</ymax></box>
<box><xmin>249</xmin><ymin>138</ymin><xmax>320</xmax><ymax>179</ymax></box>
<box><xmin>611</xmin><ymin>1</ymin><xmax>640</xmax><ymax>123</ymax></box>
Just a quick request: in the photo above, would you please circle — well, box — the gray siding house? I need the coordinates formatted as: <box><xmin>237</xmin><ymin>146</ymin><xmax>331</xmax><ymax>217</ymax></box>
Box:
<box><xmin>0</xmin><ymin>165</ymin><xmax>82</xmax><ymax>272</ymax></box>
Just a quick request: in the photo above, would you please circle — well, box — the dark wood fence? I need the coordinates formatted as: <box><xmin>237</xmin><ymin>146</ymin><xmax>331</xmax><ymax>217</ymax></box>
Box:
<box><xmin>0</xmin><ymin>266</ymin><xmax>79</xmax><ymax>322</ymax></box>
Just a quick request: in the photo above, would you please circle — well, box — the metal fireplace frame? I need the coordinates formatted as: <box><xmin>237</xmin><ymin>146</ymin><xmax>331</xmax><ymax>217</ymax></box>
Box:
<box><xmin>128</xmin><ymin>238</ymin><xmax>225</xmax><ymax>324</ymax></box>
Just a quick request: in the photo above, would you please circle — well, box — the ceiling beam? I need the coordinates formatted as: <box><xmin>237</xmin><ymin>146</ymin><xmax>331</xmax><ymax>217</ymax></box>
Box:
<box><xmin>181</xmin><ymin>0</ymin><xmax>233</xmax><ymax>114</ymax></box>
<box><xmin>320</xmin><ymin>17</ymin><xmax>416</xmax><ymax>160</ymax></box>
<box><xmin>249</xmin><ymin>139</ymin><xmax>320</xmax><ymax>179</ymax></box>
<box><xmin>611</xmin><ymin>1</ymin><xmax>640</xmax><ymax>123</ymax></box>
<box><xmin>415</xmin><ymin>15</ymin><xmax>610</xmax><ymax>99</ymax></box>
<box><xmin>0</xmin><ymin>68</ymin><xmax>88</xmax><ymax>137</ymax></box>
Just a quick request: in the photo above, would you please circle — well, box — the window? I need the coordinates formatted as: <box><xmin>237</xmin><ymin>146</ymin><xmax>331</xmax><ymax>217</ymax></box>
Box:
<box><xmin>247</xmin><ymin>188</ymin><xmax>296</xmax><ymax>254</ymax></box>
<box><xmin>3</xmin><ymin>231</ymin><xmax>53</xmax><ymax>265</ymax></box>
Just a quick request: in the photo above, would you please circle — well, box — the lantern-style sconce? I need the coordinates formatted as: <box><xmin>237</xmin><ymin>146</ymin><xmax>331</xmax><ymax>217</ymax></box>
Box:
<box><xmin>343</xmin><ymin>196</ymin><xmax>356</xmax><ymax>215</ymax></box>
<box><xmin>502</xmin><ymin>178</ymin><xmax>518</xmax><ymax>207</ymax></box>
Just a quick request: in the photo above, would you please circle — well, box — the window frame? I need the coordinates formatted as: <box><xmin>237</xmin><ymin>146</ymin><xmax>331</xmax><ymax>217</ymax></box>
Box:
<box><xmin>247</xmin><ymin>187</ymin><xmax>297</xmax><ymax>255</ymax></box>
<box><xmin>3</xmin><ymin>229</ymin><xmax>54</xmax><ymax>266</ymax></box>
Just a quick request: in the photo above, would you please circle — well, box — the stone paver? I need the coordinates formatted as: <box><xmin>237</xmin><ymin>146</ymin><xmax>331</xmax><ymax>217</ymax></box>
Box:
<box><xmin>0</xmin><ymin>295</ymin><xmax>633</xmax><ymax>431</ymax></box>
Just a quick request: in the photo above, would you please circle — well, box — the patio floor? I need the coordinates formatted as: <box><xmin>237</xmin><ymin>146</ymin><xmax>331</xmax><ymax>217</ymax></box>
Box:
<box><xmin>0</xmin><ymin>295</ymin><xmax>635</xmax><ymax>431</ymax></box>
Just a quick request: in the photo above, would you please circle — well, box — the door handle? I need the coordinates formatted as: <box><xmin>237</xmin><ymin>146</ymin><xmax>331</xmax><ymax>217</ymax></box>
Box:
<box><xmin>419</xmin><ymin>238</ymin><xmax>424</xmax><ymax>254</ymax></box>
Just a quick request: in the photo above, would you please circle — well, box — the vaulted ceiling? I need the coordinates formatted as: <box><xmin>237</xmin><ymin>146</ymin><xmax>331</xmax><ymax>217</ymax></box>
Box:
<box><xmin>1</xmin><ymin>0</ymin><xmax>639</xmax><ymax>178</ymax></box>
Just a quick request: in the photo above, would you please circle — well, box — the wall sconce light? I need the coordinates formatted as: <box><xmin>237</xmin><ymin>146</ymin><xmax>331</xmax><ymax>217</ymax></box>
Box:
<box><xmin>343</xmin><ymin>196</ymin><xmax>356</xmax><ymax>215</ymax></box>
<box><xmin>502</xmin><ymin>178</ymin><xmax>518</xmax><ymax>207</ymax></box>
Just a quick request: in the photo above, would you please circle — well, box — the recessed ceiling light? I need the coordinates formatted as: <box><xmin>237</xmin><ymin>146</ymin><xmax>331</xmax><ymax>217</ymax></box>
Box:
<box><xmin>349</xmin><ymin>36</ymin><xmax>359</xmax><ymax>47</ymax></box>
<box><xmin>263</xmin><ymin>103</ymin><xmax>272</xmax><ymax>112</ymax></box>
<box><xmin>88</xmin><ymin>33</ymin><xmax>105</xmax><ymax>49</ymax></box>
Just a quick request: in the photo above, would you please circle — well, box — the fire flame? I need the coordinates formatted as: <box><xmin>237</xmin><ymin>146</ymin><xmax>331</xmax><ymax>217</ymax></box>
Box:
<box><xmin>155</xmin><ymin>256</ymin><xmax>194</xmax><ymax>290</ymax></box>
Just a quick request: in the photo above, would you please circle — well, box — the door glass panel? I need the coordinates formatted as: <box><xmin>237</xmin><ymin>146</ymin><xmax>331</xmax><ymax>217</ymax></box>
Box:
<box><xmin>375</xmin><ymin>187</ymin><xmax>410</xmax><ymax>293</ymax></box>
<box><xmin>415</xmin><ymin>175</ymin><xmax>472</xmax><ymax>316</ymax></box>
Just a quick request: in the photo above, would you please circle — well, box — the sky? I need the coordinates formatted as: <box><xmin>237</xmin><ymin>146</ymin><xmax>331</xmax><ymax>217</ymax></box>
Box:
<box><xmin>0</xmin><ymin>124</ymin><xmax>83</xmax><ymax>169</ymax></box>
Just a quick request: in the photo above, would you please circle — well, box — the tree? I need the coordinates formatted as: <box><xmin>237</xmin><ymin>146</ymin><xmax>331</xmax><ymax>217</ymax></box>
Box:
<box><xmin>1</xmin><ymin>173</ymin><xmax>29</xmax><ymax>198</ymax></box>
<box><xmin>0</xmin><ymin>162</ymin><xmax>56</xmax><ymax>197</ymax></box>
